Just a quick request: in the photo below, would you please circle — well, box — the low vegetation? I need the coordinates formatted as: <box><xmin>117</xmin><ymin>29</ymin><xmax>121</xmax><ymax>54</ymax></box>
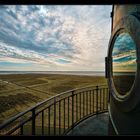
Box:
<box><xmin>0</xmin><ymin>74</ymin><xmax>107</xmax><ymax>123</ymax></box>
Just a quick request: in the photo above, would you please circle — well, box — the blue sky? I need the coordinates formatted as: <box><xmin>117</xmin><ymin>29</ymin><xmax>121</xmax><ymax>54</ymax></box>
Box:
<box><xmin>0</xmin><ymin>5</ymin><xmax>112</xmax><ymax>71</ymax></box>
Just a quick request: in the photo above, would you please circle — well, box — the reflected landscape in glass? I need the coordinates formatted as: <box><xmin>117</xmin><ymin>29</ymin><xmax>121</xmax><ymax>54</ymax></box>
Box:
<box><xmin>112</xmin><ymin>32</ymin><xmax>137</xmax><ymax>95</ymax></box>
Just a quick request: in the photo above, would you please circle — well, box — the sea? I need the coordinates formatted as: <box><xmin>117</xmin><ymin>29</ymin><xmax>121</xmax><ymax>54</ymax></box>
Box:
<box><xmin>0</xmin><ymin>71</ymin><xmax>105</xmax><ymax>76</ymax></box>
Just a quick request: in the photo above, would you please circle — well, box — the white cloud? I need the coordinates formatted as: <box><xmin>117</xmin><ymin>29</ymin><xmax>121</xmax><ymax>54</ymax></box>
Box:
<box><xmin>0</xmin><ymin>5</ymin><xmax>112</xmax><ymax>71</ymax></box>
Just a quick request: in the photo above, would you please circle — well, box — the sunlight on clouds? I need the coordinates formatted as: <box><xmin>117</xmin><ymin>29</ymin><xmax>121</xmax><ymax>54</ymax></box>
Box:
<box><xmin>0</xmin><ymin>5</ymin><xmax>112</xmax><ymax>71</ymax></box>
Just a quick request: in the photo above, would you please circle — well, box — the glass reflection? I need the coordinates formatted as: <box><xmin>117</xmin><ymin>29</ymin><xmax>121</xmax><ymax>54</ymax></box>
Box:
<box><xmin>112</xmin><ymin>32</ymin><xmax>137</xmax><ymax>95</ymax></box>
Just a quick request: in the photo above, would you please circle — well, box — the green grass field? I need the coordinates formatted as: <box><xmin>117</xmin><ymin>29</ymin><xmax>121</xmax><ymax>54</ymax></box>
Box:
<box><xmin>0</xmin><ymin>74</ymin><xmax>107</xmax><ymax>124</ymax></box>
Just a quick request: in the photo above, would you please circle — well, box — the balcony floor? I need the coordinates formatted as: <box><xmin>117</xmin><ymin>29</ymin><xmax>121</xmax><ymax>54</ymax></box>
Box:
<box><xmin>67</xmin><ymin>112</ymin><xmax>109</xmax><ymax>136</ymax></box>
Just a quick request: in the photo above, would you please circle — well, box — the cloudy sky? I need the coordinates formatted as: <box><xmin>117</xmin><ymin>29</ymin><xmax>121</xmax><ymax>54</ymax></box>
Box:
<box><xmin>0</xmin><ymin>5</ymin><xmax>112</xmax><ymax>71</ymax></box>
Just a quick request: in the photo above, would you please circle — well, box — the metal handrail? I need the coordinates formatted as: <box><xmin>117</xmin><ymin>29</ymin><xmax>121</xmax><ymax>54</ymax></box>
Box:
<box><xmin>0</xmin><ymin>84</ymin><xmax>109</xmax><ymax>135</ymax></box>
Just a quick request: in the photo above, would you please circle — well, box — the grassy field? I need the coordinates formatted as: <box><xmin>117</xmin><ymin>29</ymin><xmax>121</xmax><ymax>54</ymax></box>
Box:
<box><xmin>0</xmin><ymin>74</ymin><xmax>107</xmax><ymax>124</ymax></box>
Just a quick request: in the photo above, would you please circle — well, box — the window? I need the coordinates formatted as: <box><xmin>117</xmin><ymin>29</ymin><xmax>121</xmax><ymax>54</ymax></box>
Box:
<box><xmin>112</xmin><ymin>32</ymin><xmax>137</xmax><ymax>96</ymax></box>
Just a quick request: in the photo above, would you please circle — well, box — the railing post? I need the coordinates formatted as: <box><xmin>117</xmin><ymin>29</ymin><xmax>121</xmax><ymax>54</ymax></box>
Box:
<box><xmin>83</xmin><ymin>92</ymin><xmax>85</xmax><ymax>117</ymax></box>
<box><xmin>86</xmin><ymin>91</ymin><xmax>88</xmax><ymax>115</ymax></box>
<box><xmin>20</xmin><ymin>118</ymin><xmax>23</xmax><ymax>135</ymax></box>
<box><xmin>108</xmin><ymin>88</ymin><xmax>110</xmax><ymax>103</ymax></box>
<box><xmin>32</xmin><ymin>108</ymin><xmax>36</xmax><ymax>135</ymax></box>
<box><xmin>42</xmin><ymin>110</ymin><xmax>44</xmax><ymax>135</ymax></box>
<box><xmin>72</xmin><ymin>91</ymin><xmax>74</xmax><ymax>130</ymax></box>
<box><xmin>48</xmin><ymin>107</ymin><xmax>50</xmax><ymax>135</ymax></box>
<box><xmin>59</xmin><ymin>101</ymin><xmax>61</xmax><ymax>135</ymax></box>
<box><xmin>93</xmin><ymin>90</ymin><xmax>94</xmax><ymax>113</ymax></box>
<box><xmin>54</xmin><ymin>97</ymin><xmax>56</xmax><ymax>135</ymax></box>
<box><xmin>107</xmin><ymin>88</ymin><xmax>109</xmax><ymax>110</ymax></box>
<box><xmin>79</xmin><ymin>93</ymin><xmax>81</xmax><ymax>119</ymax></box>
<box><xmin>103</xmin><ymin>88</ymin><xmax>105</xmax><ymax>111</ymax></box>
<box><xmin>96</xmin><ymin>86</ymin><xmax>99</xmax><ymax>114</ymax></box>
<box><xmin>20</xmin><ymin>125</ymin><xmax>23</xmax><ymax>135</ymax></box>
<box><xmin>90</xmin><ymin>90</ymin><xmax>91</xmax><ymax>114</ymax></box>
<box><xmin>99</xmin><ymin>89</ymin><xmax>102</xmax><ymax>111</ymax></box>
<box><xmin>76</xmin><ymin>94</ymin><xmax>78</xmax><ymax>122</ymax></box>
<box><xmin>68</xmin><ymin>97</ymin><xmax>69</xmax><ymax>128</ymax></box>
<box><xmin>64</xmin><ymin>98</ymin><xmax>65</xmax><ymax>132</ymax></box>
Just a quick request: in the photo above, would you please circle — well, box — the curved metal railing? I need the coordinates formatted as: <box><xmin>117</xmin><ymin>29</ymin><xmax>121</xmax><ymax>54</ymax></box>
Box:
<box><xmin>0</xmin><ymin>85</ymin><xmax>109</xmax><ymax>135</ymax></box>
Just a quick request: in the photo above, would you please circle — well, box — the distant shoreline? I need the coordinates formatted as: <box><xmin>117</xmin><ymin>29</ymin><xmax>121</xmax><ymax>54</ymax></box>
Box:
<box><xmin>0</xmin><ymin>71</ymin><xmax>105</xmax><ymax>76</ymax></box>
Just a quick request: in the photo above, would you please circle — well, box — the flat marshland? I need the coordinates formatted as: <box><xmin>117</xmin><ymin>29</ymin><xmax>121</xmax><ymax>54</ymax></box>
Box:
<box><xmin>0</xmin><ymin>74</ymin><xmax>107</xmax><ymax>124</ymax></box>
